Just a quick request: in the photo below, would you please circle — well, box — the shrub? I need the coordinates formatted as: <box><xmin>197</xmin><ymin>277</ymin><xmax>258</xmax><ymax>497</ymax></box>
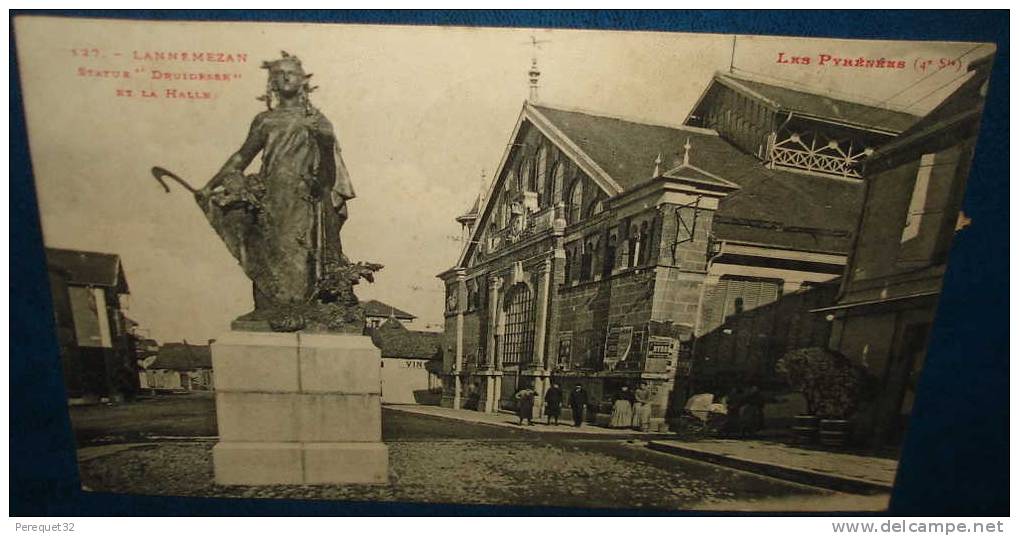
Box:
<box><xmin>776</xmin><ymin>347</ymin><xmax>865</xmax><ymax>419</ymax></box>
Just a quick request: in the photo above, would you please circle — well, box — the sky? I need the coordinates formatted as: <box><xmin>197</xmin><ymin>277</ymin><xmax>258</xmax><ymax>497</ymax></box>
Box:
<box><xmin>14</xmin><ymin>16</ymin><xmax>993</xmax><ymax>343</ymax></box>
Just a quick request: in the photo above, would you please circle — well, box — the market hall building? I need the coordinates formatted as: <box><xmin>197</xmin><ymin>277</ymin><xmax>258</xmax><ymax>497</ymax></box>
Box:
<box><xmin>438</xmin><ymin>72</ymin><xmax>918</xmax><ymax>428</ymax></box>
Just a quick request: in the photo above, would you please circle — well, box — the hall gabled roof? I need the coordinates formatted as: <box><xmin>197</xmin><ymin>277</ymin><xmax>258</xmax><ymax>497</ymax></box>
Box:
<box><xmin>455</xmin><ymin>101</ymin><xmax>864</xmax><ymax>268</ymax></box>
<box><xmin>532</xmin><ymin>104</ymin><xmax>864</xmax><ymax>253</ymax></box>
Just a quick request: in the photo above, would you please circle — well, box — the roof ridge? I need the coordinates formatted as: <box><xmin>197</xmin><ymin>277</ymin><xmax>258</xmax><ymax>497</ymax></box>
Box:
<box><xmin>719</xmin><ymin>71</ymin><xmax>920</xmax><ymax>116</ymax></box>
<box><xmin>717</xmin><ymin>70</ymin><xmax>925</xmax><ymax>117</ymax></box>
<box><xmin>531</xmin><ymin>102</ymin><xmax>719</xmax><ymax>136</ymax></box>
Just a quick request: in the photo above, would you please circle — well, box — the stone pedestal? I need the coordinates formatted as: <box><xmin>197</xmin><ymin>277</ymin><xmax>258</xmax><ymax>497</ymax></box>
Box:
<box><xmin>211</xmin><ymin>330</ymin><xmax>388</xmax><ymax>485</ymax></box>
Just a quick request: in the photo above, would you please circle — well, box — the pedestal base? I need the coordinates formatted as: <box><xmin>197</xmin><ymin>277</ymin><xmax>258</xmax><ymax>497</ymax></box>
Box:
<box><xmin>211</xmin><ymin>330</ymin><xmax>389</xmax><ymax>485</ymax></box>
<box><xmin>213</xmin><ymin>442</ymin><xmax>389</xmax><ymax>485</ymax></box>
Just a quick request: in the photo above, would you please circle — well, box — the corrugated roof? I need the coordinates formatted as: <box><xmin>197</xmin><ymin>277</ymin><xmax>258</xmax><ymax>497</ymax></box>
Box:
<box><xmin>45</xmin><ymin>247</ymin><xmax>128</xmax><ymax>292</ymax></box>
<box><xmin>150</xmin><ymin>342</ymin><xmax>212</xmax><ymax>371</ymax></box>
<box><xmin>369</xmin><ymin>318</ymin><xmax>442</xmax><ymax>360</ymax></box>
<box><xmin>721</xmin><ymin>74</ymin><xmax>920</xmax><ymax>133</ymax></box>
<box><xmin>361</xmin><ymin>299</ymin><xmax>416</xmax><ymax>319</ymax></box>
<box><xmin>533</xmin><ymin>105</ymin><xmax>863</xmax><ymax>253</ymax></box>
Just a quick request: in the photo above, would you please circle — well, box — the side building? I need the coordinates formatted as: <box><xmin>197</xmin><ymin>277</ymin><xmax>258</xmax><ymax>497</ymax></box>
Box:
<box><xmin>438</xmin><ymin>72</ymin><xmax>918</xmax><ymax>427</ymax></box>
<box><xmin>46</xmin><ymin>247</ymin><xmax>138</xmax><ymax>403</ymax></box>
<box><xmin>369</xmin><ymin>318</ymin><xmax>444</xmax><ymax>405</ymax></box>
<box><xmin>139</xmin><ymin>341</ymin><xmax>215</xmax><ymax>392</ymax></box>
<box><xmin>815</xmin><ymin>55</ymin><xmax>993</xmax><ymax>446</ymax></box>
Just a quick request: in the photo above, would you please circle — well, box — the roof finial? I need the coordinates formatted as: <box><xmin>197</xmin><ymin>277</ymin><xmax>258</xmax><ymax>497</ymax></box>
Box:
<box><xmin>683</xmin><ymin>137</ymin><xmax>692</xmax><ymax>166</ymax></box>
<box><xmin>528</xmin><ymin>57</ymin><xmax>541</xmax><ymax>102</ymax></box>
<box><xmin>653</xmin><ymin>153</ymin><xmax>662</xmax><ymax>178</ymax></box>
<box><xmin>478</xmin><ymin>168</ymin><xmax>487</xmax><ymax>206</ymax></box>
<box><xmin>525</xmin><ymin>35</ymin><xmax>549</xmax><ymax>102</ymax></box>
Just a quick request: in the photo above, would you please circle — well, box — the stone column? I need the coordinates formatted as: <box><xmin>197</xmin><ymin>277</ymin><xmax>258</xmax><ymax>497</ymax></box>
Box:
<box><xmin>533</xmin><ymin>258</ymin><xmax>552</xmax><ymax>370</ymax></box>
<box><xmin>529</xmin><ymin>258</ymin><xmax>553</xmax><ymax>421</ymax></box>
<box><xmin>487</xmin><ymin>275</ymin><xmax>503</xmax><ymax>413</ymax></box>
<box><xmin>452</xmin><ymin>270</ymin><xmax>466</xmax><ymax>409</ymax></box>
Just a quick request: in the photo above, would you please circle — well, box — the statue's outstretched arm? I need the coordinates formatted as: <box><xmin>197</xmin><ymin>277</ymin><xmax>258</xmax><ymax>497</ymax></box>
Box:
<box><xmin>205</xmin><ymin>114</ymin><xmax>267</xmax><ymax>191</ymax></box>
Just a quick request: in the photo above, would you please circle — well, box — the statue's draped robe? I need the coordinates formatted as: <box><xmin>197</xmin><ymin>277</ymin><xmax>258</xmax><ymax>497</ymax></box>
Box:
<box><xmin>200</xmin><ymin>106</ymin><xmax>355</xmax><ymax>308</ymax></box>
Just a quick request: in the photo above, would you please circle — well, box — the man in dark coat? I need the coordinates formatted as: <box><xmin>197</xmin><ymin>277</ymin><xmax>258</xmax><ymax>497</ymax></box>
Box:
<box><xmin>544</xmin><ymin>383</ymin><xmax>564</xmax><ymax>426</ymax></box>
<box><xmin>568</xmin><ymin>384</ymin><xmax>589</xmax><ymax>427</ymax></box>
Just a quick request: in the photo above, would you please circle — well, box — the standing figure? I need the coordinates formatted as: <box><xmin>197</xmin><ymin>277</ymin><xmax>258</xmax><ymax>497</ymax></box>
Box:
<box><xmin>465</xmin><ymin>382</ymin><xmax>481</xmax><ymax>411</ymax></box>
<box><xmin>632</xmin><ymin>382</ymin><xmax>653</xmax><ymax>432</ymax></box>
<box><xmin>609</xmin><ymin>385</ymin><xmax>634</xmax><ymax>429</ymax></box>
<box><xmin>544</xmin><ymin>383</ymin><xmax>563</xmax><ymax>426</ymax></box>
<box><xmin>568</xmin><ymin>384</ymin><xmax>589</xmax><ymax>427</ymax></box>
<box><xmin>514</xmin><ymin>385</ymin><xmax>536</xmax><ymax>426</ymax></box>
<box><xmin>174</xmin><ymin>51</ymin><xmax>377</xmax><ymax>332</ymax></box>
<box><xmin>738</xmin><ymin>385</ymin><xmax>766</xmax><ymax>438</ymax></box>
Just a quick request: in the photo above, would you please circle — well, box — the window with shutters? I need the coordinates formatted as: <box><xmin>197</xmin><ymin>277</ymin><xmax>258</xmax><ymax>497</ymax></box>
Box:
<box><xmin>502</xmin><ymin>283</ymin><xmax>536</xmax><ymax>366</ymax></box>
<box><xmin>703</xmin><ymin>276</ymin><xmax>784</xmax><ymax>331</ymax></box>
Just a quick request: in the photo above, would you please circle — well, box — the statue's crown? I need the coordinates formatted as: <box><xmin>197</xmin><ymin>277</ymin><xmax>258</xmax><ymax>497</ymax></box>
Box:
<box><xmin>261</xmin><ymin>51</ymin><xmax>307</xmax><ymax>75</ymax></box>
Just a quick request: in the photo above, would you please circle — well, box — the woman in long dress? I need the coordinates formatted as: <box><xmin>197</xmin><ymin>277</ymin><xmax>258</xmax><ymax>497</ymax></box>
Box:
<box><xmin>198</xmin><ymin>52</ymin><xmax>355</xmax><ymax>309</ymax></box>
<box><xmin>609</xmin><ymin>385</ymin><xmax>634</xmax><ymax>428</ymax></box>
<box><xmin>632</xmin><ymin>383</ymin><xmax>653</xmax><ymax>432</ymax></box>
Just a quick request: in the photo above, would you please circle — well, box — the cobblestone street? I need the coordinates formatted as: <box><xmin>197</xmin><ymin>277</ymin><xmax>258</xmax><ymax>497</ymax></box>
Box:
<box><xmin>73</xmin><ymin>398</ymin><xmax>883</xmax><ymax>511</ymax></box>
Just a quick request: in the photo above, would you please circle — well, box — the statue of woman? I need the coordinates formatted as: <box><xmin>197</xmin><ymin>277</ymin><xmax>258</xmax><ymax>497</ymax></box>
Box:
<box><xmin>197</xmin><ymin>52</ymin><xmax>356</xmax><ymax>314</ymax></box>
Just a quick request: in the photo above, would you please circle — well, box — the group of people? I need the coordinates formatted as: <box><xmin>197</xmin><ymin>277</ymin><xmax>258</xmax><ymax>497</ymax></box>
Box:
<box><xmin>512</xmin><ymin>382</ymin><xmax>654</xmax><ymax>431</ymax></box>
<box><xmin>513</xmin><ymin>383</ymin><xmax>593</xmax><ymax>427</ymax></box>
<box><xmin>607</xmin><ymin>383</ymin><xmax>654</xmax><ymax>432</ymax></box>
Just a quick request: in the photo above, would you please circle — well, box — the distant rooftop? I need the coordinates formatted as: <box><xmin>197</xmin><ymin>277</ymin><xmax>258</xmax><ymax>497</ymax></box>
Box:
<box><xmin>150</xmin><ymin>342</ymin><xmax>212</xmax><ymax>371</ymax></box>
<box><xmin>46</xmin><ymin>247</ymin><xmax>129</xmax><ymax>293</ymax></box>
<box><xmin>361</xmin><ymin>299</ymin><xmax>416</xmax><ymax>320</ymax></box>
<box><xmin>369</xmin><ymin>318</ymin><xmax>442</xmax><ymax>360</ymax></box>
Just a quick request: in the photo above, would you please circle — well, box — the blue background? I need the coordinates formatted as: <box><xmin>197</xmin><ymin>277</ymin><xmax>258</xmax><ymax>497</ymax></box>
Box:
<box><xmin>10</xmin><ymin>10</ymin><xmax>1009</xmax><ymax>516</ymax></box>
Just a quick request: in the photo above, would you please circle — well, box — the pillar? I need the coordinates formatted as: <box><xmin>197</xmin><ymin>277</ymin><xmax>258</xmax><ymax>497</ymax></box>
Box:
<box><xmin>487</xmin><ymin>275</ymin><xmax>503</xmax><ymax>413</ymax></box>
<box><xmin>452</xmin><ymin>270</ymin><xmax>466</xmax><ymax>409</ymax></box>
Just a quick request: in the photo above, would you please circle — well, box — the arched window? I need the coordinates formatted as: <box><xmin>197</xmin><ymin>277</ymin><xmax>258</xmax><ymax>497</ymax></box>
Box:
<box><xmin>521</xmin><ymin>160</ymin><xmax>533</xmax><ymax>193</ymax></box>
<box><xmin>550</xmin><ymin>162</ymin><xmax>565</xmax><ymax>204</ymax></box>
<box><xmin>535</xmin><ymin>146</ymin><xmax>547</xmax><ymax>203</ymax></box>
<box><xmin>639</xmin><ymin>221</ymin><xmax>650</xmax><ymax>264</ymax></box>
<box><xmin>603</xmin><ymin>233</ymin><xmax>617</xmax><ymax>278</ymax></box>
<box><xmin>564</xmin><ymin>249</ymin><xmax>572</xmax><ymax>286</ymax></box>
<box><xmin>582</xmin><ymin>236</ymin><xmax>599</xmax><ymax>281</ymax></box>
<box><xmin>568</xmin><ymin>179</ymin><xmax>584</xmax><ymax>224</ymax></box>
<box><xmin>591</xmin><ymin>199</ymin><xmax>605</xmax><ymax>217</ymax></box>
<box><xmin>628</xmin><ymin>225</ymin><xmax>641</xmax><ymax>268</ymax></box>
<box><xmin>502</xmin><ymin>283</ymin><xmax>535</xmax><ymax>365</ymax></box>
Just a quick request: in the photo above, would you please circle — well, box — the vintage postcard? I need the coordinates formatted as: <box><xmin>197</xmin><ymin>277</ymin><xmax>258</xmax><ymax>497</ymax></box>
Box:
<box><xmin>13</xmin><ymin>14</ymin><xmax>995</xmax><ymax>512</ymax></box>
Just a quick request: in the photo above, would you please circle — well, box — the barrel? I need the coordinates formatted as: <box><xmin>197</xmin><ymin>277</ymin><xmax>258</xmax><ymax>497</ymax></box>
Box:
<box><xmin>792</xmin><ymin>414</ymin><xmax>820</xmax><ymax>444</ymax></box>
<box><xmin>819</xmin><ymin>419</ymin><xmax>851</xmax><ymax>447</ymax></box>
